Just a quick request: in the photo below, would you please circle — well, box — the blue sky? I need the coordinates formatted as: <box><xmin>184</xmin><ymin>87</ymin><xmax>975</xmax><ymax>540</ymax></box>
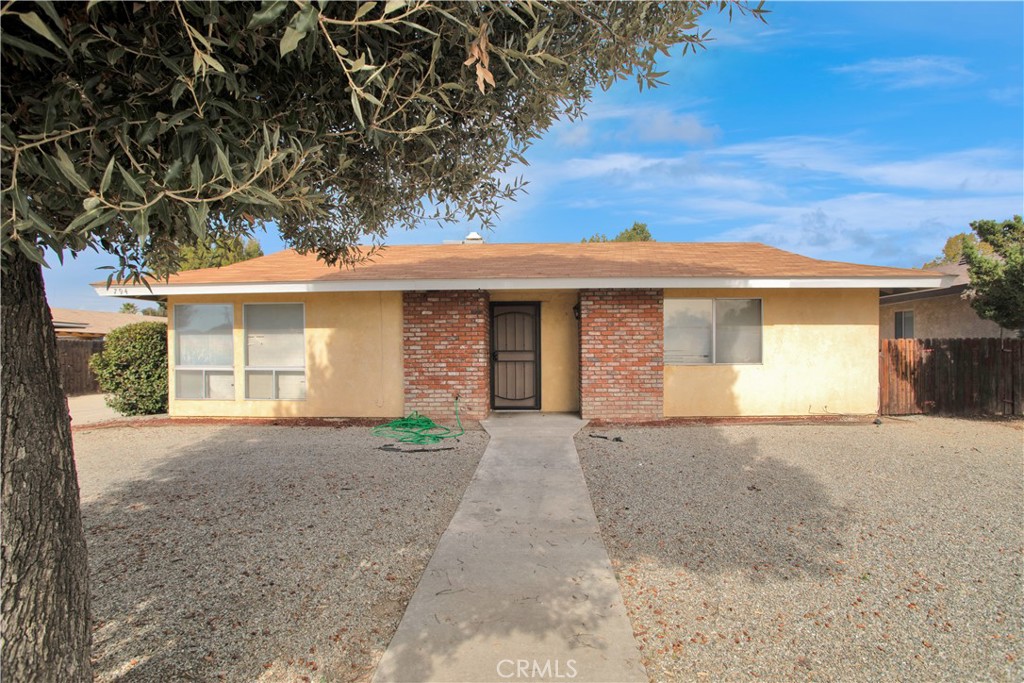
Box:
<box><xmin>46</xmin><ymin>1</ymin><xmax>1024</xmax><ymax>311</ymax></box>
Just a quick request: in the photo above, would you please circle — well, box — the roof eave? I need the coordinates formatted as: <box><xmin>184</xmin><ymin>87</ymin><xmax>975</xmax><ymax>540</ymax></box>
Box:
<box><xmin>94</xmin><ymin>275</ymin><xmax>950</xmax><ymax>298</ymax></box>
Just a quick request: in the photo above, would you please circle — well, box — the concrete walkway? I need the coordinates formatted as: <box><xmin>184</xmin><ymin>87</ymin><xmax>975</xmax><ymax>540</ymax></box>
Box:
<box><xmin>67</xmin><ymin>393</ymin><xmax>120</xmax><ymax>426</ymax></box>
<box><xmin>373</xmin><ymin>413</ymin><xmax>645</xmax><ymax>683</ymax></box>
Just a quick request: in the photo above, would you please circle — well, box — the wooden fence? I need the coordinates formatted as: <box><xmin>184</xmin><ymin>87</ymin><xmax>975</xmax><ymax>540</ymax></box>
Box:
<box><xmin>56</xmin><ymin>338</ymin><xmax>105</xmax><ymax>396</ymax></box>
<box><xmin>879</xmin><ymin>338</ymin><xmax>1023</xmax><ymax>416</ymax></box>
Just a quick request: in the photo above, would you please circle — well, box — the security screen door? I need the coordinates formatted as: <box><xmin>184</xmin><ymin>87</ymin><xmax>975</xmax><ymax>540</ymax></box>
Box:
<box><xmin>490</xmin><ymin>303</ymin><xmax>540</xmax><ymax>409</ymax></box>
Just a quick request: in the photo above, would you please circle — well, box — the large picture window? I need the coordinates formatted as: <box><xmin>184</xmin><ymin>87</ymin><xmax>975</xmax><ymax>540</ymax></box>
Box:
<box><xmin>244</xmin><ymin>303</ymin><xmax>306</xmax><ymax>400</ymax></box>
<box><xmin>665</xmin><ymin>298</ymin><xmax>762</xmax><ymax>365</ymax></box>
<box><xmin>174</xmin><ymin>304</ymin><xmax>234</xmax><ymax>399</ymax></box>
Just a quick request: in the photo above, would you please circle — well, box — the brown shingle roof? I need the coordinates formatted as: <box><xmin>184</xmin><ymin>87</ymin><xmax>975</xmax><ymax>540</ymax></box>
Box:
<box><xmin>139</xmin><ymin>242</ymin><xmax>932</xmax><ymax>286</ymax></box>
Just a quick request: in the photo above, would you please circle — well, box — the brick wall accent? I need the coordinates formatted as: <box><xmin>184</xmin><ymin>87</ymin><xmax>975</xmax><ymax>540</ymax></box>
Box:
<box><xmin>403</xmin><ymin>291</ymin><xmax>490</xmax><ymax>420</ymax></box>
<box><xmin>579</xmin><ymin>289</ymin><xmax>663</xmax><ymax>421</ymax></box>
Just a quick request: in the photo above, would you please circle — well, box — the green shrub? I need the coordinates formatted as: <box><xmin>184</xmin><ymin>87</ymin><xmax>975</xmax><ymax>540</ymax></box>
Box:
<box><xmin>89</xmin><ymin>321</ymin><xmax>168</xmax><ymax>416</ymax></box>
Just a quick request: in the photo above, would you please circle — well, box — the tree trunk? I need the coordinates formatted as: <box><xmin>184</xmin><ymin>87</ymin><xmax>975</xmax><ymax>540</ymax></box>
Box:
<box><xmin>1</xmin><ymin>248</ymin><xmax>92</xmax><ymax>682</ymax></box>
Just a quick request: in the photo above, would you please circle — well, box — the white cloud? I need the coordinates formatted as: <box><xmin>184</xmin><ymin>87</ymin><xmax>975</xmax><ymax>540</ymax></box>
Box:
<box><xmin>715</xmin><ymin>137</ymin><xmax>1023</xmax><ymax>194</ymax></box>
<box><xmin>636</xmin><ymin>111</ymin><xmax>720</xmax><ymax>145</ymax></box>
<box><xmin>832</xmin><ymin>56</ymin><xmax>976</xmax><ymax>89</ymax></box>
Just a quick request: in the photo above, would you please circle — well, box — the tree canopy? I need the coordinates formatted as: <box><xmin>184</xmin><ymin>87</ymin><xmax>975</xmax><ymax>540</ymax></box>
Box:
<box><xmin>963</xmin><ymin>215</ymin><xmax>1024</xmax><ymax>335</ymax></box>
<box><xmin>2</xmin><ymin>1</ymin><xmax>762</xmax><ymax>279</ymax></box>
<box><xmin>923</xmin><ymin>232</ymin><xmax>994</xmax><ymax>269</ymax></box>
<box><xmin>583</xmin><ymin>221</ymin><xmax>654</xmax><ymax>243</ymax></box>
<box><xmin>176</xmin><ymin>237</ymin><xmax>263</xmax><ymax>271</ymax></box>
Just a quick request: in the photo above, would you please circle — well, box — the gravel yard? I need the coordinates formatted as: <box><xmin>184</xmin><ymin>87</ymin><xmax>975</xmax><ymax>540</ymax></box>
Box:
<box><xmin>75</xmin><ymin>423</ymin><xmax>487</xmax><ymax>683</ymax></box>
<box><xmin>577</xmin><ymin>417</ymin><xmax>1023</xmax><ymax>682</ymax></box>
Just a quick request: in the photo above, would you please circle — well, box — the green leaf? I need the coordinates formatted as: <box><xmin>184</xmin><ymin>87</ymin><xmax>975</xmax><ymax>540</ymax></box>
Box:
<box><xmin>118</xmin><ymin>164</ymin><xmax>146</xmax><ymax>198</ymax></box>
<box><xmin>83</xmin><ymin>196</ymin><xmax>102</xmax><ymax>211</ymax></box>
<box><xmin>0</xmin><ymin>33</ymin><xmax>59</xmax><ymax>61</ymax></box>
<box><xmin>354</xmin><ymin>2</ymin><xmax>376</xmax><ymax>20</ymax></box>
<box><xmin>526</xmin><ymin>25</ymin><xmax>549</xmax><ymax>51</ymax></box>
<box><xmin>16</xmin><ymin>11</ymin><xmax>67</xmax><ymax>54</ymax></box>
<box><xmin>215</xmin><ymin>145</ymin><xmax>233</xmax><ymax>180</ymax></box>
<box><xmin>16</xmin><ymin>238</ymin><xmax>49</xmax><ymax>268</ymax></box>
<box><xmin>186</xmin><ymin>203</ymin><xmax>209</xmax><ymax>238</ymax></box>
<box><xmin>53</xmin><ymin>146</ymin><xmax>90</xmax><ymax>191</ymax></box>
<box><xmin>163</xmin><ymin>159</ymin><xmax>184</xmax><ymax>184</ymax></box>
<box><xmin>201</xmin><ymin>52</ymin><xmax>226</xmax><ymax>73</ymax></box>
<box><xmin>248</xmin><ymin>0</ymin><xmax>289</xmax><ymax>28</ymax></box>
<box><xmin>190</xmin><ymin>156</ymin><xmax>203</xmax><ymax>188</ymax></box>
<box><xmin>383</xmin><ymin>0</ymin><xmax>405</xmax><ymax>15</ymax></box>
<box><xmin>351</xmin><ymin>89</ymin><xmax>364</xmax><ymax>126</ymax></box>
<box><xmin>100</xmin><ymin>156</ymin><xmax>116</xmax><ymax>194</ymax></box>
<box><xmin>280</xmin><ymin>26</ymin><xmax>304</xmax><ymax>56</ymax></box>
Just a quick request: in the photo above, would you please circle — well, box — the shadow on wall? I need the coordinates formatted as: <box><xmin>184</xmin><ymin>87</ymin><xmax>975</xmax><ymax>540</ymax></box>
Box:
<box><xmin>78</xmin><ymin>423</ymin><xmax>486</xmax><ymax>682</ymax></box>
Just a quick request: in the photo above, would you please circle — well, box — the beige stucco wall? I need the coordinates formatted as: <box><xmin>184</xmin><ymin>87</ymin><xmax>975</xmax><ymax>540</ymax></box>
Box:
<box><xmin>168</xmin><ymin>292</ymin><xmax>404</xmax><ymax>418</ymax></box>
<box><xmin>490</xmin><ymin>290</ymin><xmax>580</xmax><ymax>413</ymax></box>
<box><xmin>664</xmin><ymin>288</ymin><xmax>879</xmax><ymax>417</ymax></box>
<box><xmin>879</xmin><ymin>293</ymin><xmax>1011</xmax><ymax>339</ymax></box>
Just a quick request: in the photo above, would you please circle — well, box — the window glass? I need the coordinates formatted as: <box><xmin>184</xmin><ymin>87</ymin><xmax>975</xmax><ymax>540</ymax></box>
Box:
<box><xmin>175</xmin><ymin>304</ymin><xmax>233</xmax><ymax>366</ymax></box>
<box><xmin>895</xmin><ymin>310</ymin><xmax>915</xmax><ymax>339</ymax></box>
<box><xmin>175</xmin><ymin>369</ymin><xmax>204</xmax><ymax>399</ymax></box>
<box><xmin>245</xmin><ymin>370</ymin><xmax>274</xmax><ymax>400</ymax></box>
<box><xmin>665</xmin><ymin>299</ymin><xmax>713</xmax><ymax>364</ymax></box>
<box><xmin>715</xmin><ymin>299</ymin><xmax>762</xmax><ymax>363</ymax></box>
<box><xmin>245</xmin><ymin>304</ymin><xmax>305</xmax><ymax>368</ymax></box>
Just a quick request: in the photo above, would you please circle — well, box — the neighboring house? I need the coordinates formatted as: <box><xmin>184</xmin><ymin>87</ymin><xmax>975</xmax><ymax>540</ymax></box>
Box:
<box><xmin>878</xmin><ymin>263</ymin><xmax>1013</xmax><ymax>340</ymax></box>
<box><xmin>50</xmin><ymin>307</ymin><xmax>167</xmax><ymax>339</ymax></box>
<box><xmin>94</xmin><ymin>242</ymin><xmax>944</xmax><ymax>421</ymax></box>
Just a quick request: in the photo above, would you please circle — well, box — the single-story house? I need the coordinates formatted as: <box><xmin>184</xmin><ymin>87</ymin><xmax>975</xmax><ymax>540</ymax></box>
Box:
<box><xmin>51</xmin><ymin>307</ymin><xmax>167</xmax><ymax>339</ymax></box>
<box><xmin>879</xmin><ymin>263</ymin><xmax>1014</xmax><ymax>339</ymax></box>
<box><xmin>94</xmin><ymin>241</ymin><xmax>946</xmax><ymax>421</ymax></box>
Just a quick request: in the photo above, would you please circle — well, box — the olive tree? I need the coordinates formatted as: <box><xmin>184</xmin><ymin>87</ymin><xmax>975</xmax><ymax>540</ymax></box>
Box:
<box><xmin>0</xmin><ymin>1</ymin><xmax>764</xmax><ymax>679</ymax></box>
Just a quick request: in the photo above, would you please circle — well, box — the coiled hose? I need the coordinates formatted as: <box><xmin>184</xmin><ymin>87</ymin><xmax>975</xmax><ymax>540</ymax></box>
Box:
<box><xmin>371</xmin><ymin>397</ymin><xmax>464</xmax><ymax>445</ymax></box>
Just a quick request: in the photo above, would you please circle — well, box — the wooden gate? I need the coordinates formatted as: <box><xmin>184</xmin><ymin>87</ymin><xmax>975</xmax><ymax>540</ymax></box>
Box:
<box><xmin>879</xmin><ymin>338</ymin><xmax>1023</xmax><ymax>416</ymax></box>
<box><xmin>56</xmin><ymin>338</ymin><xmax>105</xmax><ymax>396</ymax></box>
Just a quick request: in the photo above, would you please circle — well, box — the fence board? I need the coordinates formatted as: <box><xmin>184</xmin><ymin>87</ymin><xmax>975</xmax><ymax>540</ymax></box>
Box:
<box><xmin>880</xmin><ymin>337</ymin><xmax>1023</xmax><ymax>417</ymax></box>
<box><xmin>56</xmin><ymin>338</ymin><xmax>104</xmax><ymax>396</ymax></box>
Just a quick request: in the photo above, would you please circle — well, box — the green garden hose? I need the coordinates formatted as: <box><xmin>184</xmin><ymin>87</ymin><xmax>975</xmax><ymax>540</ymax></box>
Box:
<box><xmin>371</xmin><ymin>397</ymin><xmax>464</xmax><ymax>445</ymax></box>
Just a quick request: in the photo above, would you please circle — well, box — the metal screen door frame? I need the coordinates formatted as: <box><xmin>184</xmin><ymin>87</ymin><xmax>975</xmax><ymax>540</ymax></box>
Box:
<box><xmin>490</xmin><ymin>302</ymin><xmax>541</xmax><ymax>410</ymax></box>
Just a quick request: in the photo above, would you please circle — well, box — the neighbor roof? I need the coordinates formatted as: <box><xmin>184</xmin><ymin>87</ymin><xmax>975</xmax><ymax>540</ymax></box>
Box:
<box><xmin>94</xmin><ymin>242</ymin><xmax>949</xmax><ymax>297</ymax></box>
<box><xmin>51</xmin><ymin>308</ymin><xmax>166</xmax><ymax>337</ymax></box>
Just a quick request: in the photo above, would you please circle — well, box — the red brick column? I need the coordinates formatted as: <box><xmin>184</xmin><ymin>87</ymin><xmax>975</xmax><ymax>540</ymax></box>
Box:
<box><xmin>579</xmin><ymin>289</ymin><xmax>663</xmax><ymax>421</ymax></box>
<box><xmin>403</xmin><ymin>291</ymin><xmax>490</xmax><ymax>420</ymax></box>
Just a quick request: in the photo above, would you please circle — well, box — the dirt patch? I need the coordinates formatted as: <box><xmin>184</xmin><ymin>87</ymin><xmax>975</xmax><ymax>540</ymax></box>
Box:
<box><xmin>75</xmin><ymin>423</ymin><xmax>487</xmax><ymax>682</ymax></box>
<box><xmin>578</xmin><ymin>416</ymin><xmax>1023</xmax><ymax>681</ymax></box>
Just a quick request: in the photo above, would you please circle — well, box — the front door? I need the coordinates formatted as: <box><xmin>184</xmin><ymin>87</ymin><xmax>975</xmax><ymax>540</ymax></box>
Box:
<box><xmin>491</xmin><ymin>303</ymin><xmax>541</xmax><ymax>410</ymax></box>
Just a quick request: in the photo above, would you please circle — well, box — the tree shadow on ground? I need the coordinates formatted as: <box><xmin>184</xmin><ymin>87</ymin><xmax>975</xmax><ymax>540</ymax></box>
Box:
<box><xmin>77</xmin><ymin>424</ymin><xmax>487</xmax><ymax>682</ymax></box>
<box><xmin>577</xmin><ymin>424</ymin><xmax>849</xmax><ymax>584</ymax></box>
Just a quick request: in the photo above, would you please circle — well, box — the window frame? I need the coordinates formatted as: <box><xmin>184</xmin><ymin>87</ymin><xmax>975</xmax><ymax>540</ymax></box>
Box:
<box><xmin>173</xmin><ymin>303</ymin><xmax>235</xmax><ymax>400</ymax></box>
<box><xmin>242</xmin><ymin>302</ymin><xmax>307</xmax><ymax>401</ymax></box>
<box><xmin>664</xmin><ymin>297</ymin><xmax>764</xmax><ymax>366</ymax></box>
<box><xmin>894</xmin><ymin>310</ymin><xmax>915</xmax><ymax>339</ymax></box>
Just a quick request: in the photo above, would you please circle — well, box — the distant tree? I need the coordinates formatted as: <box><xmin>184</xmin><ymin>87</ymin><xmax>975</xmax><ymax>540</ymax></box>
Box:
<box><xmin>141</xmin><ymin>303</ymin><xmax>166</xmax><ymax>317</ymax></box>
<box><xmin>118</xmin><ymin>302</ymin><xmax>138</xmax><ymax>315</ymax></box>
<box><xmin>923</xmin><ymin>232</ymin><xmax>994</xmax><ymax>268</ymax></box>
<box><xmin>583</xmin><ymin>222</ymin><xmax>654</xmax><ymax>243</ymax></box>
<box><xmin>174</xmin><ymin>237</ymin><xmax>263</xmax><ymax>272</ymax></box>
<box><xmin>963</xmin><ymin>215</ymin><xmax>1024</xmax><ymax>335</ymax></box>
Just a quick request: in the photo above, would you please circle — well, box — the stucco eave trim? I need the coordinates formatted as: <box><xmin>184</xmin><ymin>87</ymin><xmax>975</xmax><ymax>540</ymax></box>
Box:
<box><xmin>93</xmin><ymin>276</ymin><xmax>949</xmax><ymax>298</ymax></box>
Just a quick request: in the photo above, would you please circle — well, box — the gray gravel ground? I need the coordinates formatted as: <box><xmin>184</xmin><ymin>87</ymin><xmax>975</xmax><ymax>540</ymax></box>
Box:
<box><xmin>577</xmin><ymin>417</ymin><xmax>1023</xmax><ymax>682</ymax></box>
<box><xmin>75</xmin><ymin>423</ymin><xmax>487</xmax><ymax>683</ymax></box>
